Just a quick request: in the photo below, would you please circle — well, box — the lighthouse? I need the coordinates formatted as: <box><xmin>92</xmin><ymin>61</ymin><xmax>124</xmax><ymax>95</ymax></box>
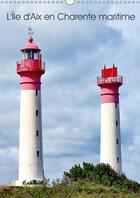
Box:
<box><xmin>97</xmin><ymin>65</ymin><xmax>123</xmax><ymax>173</ymax></box>
<box><xmin>16</xmin><ymin>34</ymin><xmax>45</xmax><ymax>186</ymax></box>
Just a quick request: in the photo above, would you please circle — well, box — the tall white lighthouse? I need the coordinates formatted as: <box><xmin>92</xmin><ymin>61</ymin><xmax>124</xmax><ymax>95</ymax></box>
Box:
<box><xmin>97</xmin><ymin>65</ymin><xmax>123</xmax><ymax>173</ymax></box>
<box><xmin>16</xmin><ymin>34</ymin><xmax>45</xmax><ymax>186</ymax></box>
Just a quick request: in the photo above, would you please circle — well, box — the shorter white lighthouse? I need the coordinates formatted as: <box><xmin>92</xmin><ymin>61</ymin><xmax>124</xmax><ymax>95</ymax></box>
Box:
<box><xmin>97</xmin><ymin>65</ymin><xmax>123</xmax><ymax>173</ymax></box>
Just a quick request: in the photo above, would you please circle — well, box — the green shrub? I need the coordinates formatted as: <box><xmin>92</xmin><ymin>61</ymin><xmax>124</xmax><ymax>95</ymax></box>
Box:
<box><xmin>64</xmin><ymin>162</ymin><xmax>140</xmax><ymax>193</ymax></box>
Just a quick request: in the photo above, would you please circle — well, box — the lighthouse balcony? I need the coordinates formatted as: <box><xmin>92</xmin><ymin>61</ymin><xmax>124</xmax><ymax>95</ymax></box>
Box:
<box><xmin>16</xmin><ymin>59</ymin><xmax>45</xmax><ymax>74</ymax></box>
<box><xmin>97</xmin><ymin>76</ymin><xmax>123</xmax><ymax>85</ymax></box>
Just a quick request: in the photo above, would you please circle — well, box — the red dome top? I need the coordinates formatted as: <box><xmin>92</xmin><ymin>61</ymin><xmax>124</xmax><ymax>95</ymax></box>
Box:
<box><xmin>21</xmin><ymin>36</ymin><xmax>41</xmax><ymax>51</ymax></box>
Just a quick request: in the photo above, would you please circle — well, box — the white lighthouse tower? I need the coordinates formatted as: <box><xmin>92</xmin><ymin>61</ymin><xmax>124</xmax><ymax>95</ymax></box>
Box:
<box><xmin>97</xmin><ymin>65</ymin><xmax>123</xmax><ymax>173</ymax></box>
<box><xmin>16</xmin><ymin>34</ymin><xmax>45</xmax><ymax>186</ymax></box>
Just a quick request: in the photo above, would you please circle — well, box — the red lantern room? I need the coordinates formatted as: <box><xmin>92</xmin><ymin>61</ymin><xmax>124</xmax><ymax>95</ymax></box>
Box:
<box><xmin>16</xmin><ymin>35</ymin><xmax>45</xmax><ymax>90</ymax></box>
<box><xmin>97</xmin><ymin>64</ymin><xmax>123</xmax><ymax>104</ymax></box>
<box><xmin>16</xmin><ymin>36</ymin><xmax>45</xmax><ymax>75</ymax></box>
<box><xmin>97</xmin><ymin>64</ymin><xmax>123</xmax><ymax>86</ymax></box>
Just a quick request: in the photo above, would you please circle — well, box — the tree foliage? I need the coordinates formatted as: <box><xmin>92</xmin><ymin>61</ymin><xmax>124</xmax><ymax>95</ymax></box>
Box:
<box><xmin>64</xmin><ymin>162</ymin><xmax>140</xmax><ymax>193</ymax></box>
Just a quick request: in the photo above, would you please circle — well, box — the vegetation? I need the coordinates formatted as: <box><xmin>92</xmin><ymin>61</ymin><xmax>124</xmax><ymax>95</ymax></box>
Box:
<box><xmin>0</xmin><ymin>163</ymin><xmax>139</xmax><ymax>198</ymax></box>
<box><xmin>64</xmin><ymin>163</ymin><xmax>140</xmax><ymax>193</ymax></box>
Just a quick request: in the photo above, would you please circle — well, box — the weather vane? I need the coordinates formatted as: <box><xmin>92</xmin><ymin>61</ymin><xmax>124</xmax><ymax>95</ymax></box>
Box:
<box><xmin>28</xmin><ymin>27</ymin><xmax>34</xmax><ymax>36</ymax></box>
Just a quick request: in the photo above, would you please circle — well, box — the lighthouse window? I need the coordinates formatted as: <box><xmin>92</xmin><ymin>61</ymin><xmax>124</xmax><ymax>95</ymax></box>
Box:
<box><xmin>34</xmin><ymin>52</ymin><xmax>38</xmax><ymax>60</ymax></box>
<box><xmin>21</xmin><ymin>52</ymin><xmax>25</xmax><ymax>60</ymax></box>
<box><xmin>36</xmin><ymin>130</ymin><xmax>39</xmax><ymax>137</ymax></box>
<box><xmin>116</xmin><ymin>121</ymin><xmax>118</xmax><ymax>126</ymax></box>
<box><xmin>36</xmin><ymin>110</ymin><xmax>39</xmax><ymax>116</ymax></box>
<box><xmin>36</xmin><ymin>90</ymin><xmax>38</xmax><ymax>96</ymax></box>
<box><xmin>116</xmin><ymin>139</ymin><xmax>119</xmax><ymax>144</ymax></box>
<box><xmin>27</xmin><ymin>50</ymin><xmax>32</xmax><ymax>59</ymax></box>
<box><xmin>24</xmin><ymin>50</ymin><xmax>32</xmax><ymax>59</ymax></box>
<box><xmin>117</xmin><ymin>157</ymin><xmax>119</xmax><ymax>163</ymax></box>
<box><xmin>24</xmin><ymin>50</ymin><xmax>39</xmax><ymax>60</ymax></box>
<box><xmin>37</xmin><ymin>150</ymin><xmax>39</xmax><ymax>157</ymax></box>
<box><xmin>115</xmin><ymin>103</ymin><xmax>117</xmax><ymax>108</ymax></box>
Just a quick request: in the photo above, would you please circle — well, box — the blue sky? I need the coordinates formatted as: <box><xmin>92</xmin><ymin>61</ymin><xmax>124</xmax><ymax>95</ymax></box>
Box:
<box><xmin>0</xmin><ymin>3</ymin><xmax>140</xmax><ymax>184</ymax></box>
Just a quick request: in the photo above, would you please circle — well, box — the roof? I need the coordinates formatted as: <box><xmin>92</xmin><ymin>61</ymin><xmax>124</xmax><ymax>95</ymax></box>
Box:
<box><xmin>21</xmin><ymin>36</ymin><xmax>41</xmax><ymax>51</ymax></box>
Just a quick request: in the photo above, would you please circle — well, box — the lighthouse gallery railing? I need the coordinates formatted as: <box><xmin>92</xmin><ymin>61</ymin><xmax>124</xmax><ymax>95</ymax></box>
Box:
<box><xmin>16</xmin><ymin>60</ymin><xmax>45</xmax><ymax>73</ymax></box>
<box><xmin>97</xmin><ymin>76</ymin><xmax>123</xmax><ymax>85</ymax></box>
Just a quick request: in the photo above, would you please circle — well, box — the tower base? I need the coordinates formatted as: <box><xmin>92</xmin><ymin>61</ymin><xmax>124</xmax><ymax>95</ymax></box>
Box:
<box><xmin>14</xmin><ymin>178</ymin><xmax>47</xmax><ymax>186</ymax></box>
